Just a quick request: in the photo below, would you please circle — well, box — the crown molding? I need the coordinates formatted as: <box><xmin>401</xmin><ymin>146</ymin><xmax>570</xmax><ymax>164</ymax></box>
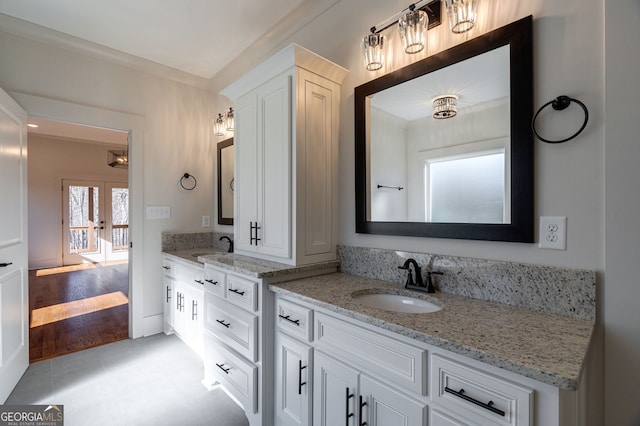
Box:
<box><xmin>0</xmin><ymin>13</ymin><xmax>213</xmax><ymax>91</ymax></box>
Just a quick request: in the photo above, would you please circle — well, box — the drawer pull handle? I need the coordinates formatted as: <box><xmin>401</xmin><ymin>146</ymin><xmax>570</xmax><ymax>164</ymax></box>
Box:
<box><xmin>359</xmin><ymin>395</ymin><xmax>367</xmax><ymax>426</ymax></box>
<box><xmin>229</xmin><ymin>288</ymin><xmax>245</xmax><ymax>296</ymax></box>
<box><xmin>278</xmin><ymin>314</ymin><xmax>300</xmax><ymax>326</ymax></box>
<box><xmin>444</xmin><ymin>387</ymin><xmax>505</xmax><ymax>417</ymax></box>
<box><xmin>166</xmin><ymin>286</ymin><xmax>171</xmax><ymax>302</ymax></box>
<box><xmin>205</xmin><ymin>279</ymin><xmax>218</xmax><ymax>285</ymax></box>
<box><xmin>298</xmin><ymin>360</ymin><xmax>307</xmax><ymax>395</ymax></box>
<box><xmin>216</xmin><ymin>319</ymin><xmax>231</xmax><ymax>328</ymax></box>
<box><xmin>162</xmin><ymin>266</ymin><xmax>171</xmax><ymax>270</ymax></box>
<box><xmin>192</xmin><ymin>301</ymin><xmax>198</xmax><ymax>320</ymax></box>
<box><xmin>345</xmin><ymin>388</ymin><xmax>354</xmax><ymax>426</ymax></box>
<box><xmin>194</xmin><ymin>279</ymin><xmax>204</xmax><ymax>285</ymax></box>
<box><xmin>216</xmin><ymin>363</ymin><xmax>230</xmax><ymax>374</ymax></box>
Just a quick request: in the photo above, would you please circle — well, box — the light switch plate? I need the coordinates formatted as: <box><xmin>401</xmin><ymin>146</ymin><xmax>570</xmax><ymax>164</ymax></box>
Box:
<box><xmin>146</xmin><ymin>205</ymin><xmax>171</xmax><ymax>219</ymax></box>
<box><xmin>202</xmin><ymin>215</ymin><xmax>211</xmax><ymax>227</ymax></box>
<box><xmin>539</xmin><ymin>216</ymin><xmax>567</xmax><ymax>250</ymax></box>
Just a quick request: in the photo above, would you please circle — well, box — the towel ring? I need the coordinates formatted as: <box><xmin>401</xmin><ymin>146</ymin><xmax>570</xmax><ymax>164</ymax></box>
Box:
<box><xmin>180</xmin><ymin>173</ymin><xmax>197</xmax><ymax>190</ymax></box>
<box><xmin>531</xmin><ymin>95</ymin><xmax>589</xmax><ymax>144</ymax></box>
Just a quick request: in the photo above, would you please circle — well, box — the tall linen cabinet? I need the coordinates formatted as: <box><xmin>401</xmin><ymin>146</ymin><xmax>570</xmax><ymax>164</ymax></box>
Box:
<box><xmin>221</xmin><ymin>44</ymin><xmax>348</xmax><ymax>266</ymax></box>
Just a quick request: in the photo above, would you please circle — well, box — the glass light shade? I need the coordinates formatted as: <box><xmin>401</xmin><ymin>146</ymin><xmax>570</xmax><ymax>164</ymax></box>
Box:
<box><xmin>432</xmin><ymin>95</ymin><xmax>458</xmax><ymax>119</ymax></box>
<box><xmin>225</xmin><ymin>107</ymin><xmax>234</xmax><ymax>132</ymax></box>
<box><xmin>445</xmin><ymin>0</ymin><xmax>478</xmax><ymax>34</ymax></box>
<box><xmin>214</xmin><ymin>113</ymin><xmax>225</xmax><ymax>136</ymax></box>
<box><xmin>398</xmin><ymin>9</ymin><xmax>428</xmax><ymax>54</ymax></box>
<box><xmin>362</xmin><ymin>33</ymin><xmax>385</xmax><ymax>71</ymax></box>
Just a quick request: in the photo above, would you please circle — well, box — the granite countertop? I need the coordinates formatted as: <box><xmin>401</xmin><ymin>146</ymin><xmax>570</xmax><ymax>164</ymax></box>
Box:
<box><xmin>163</xmin><ymin>248</ymin><xmax>340</xmax><ymax>278</ymax></box>
<box><xmin>162</xmin><ymin>248</ymin><xmax>228</xmax><ymax>267</ymax></box>
<box><xmin>270</xmin><ymin>272</ymin><xmax>595</xmax><ymax>390</ymax></box>
<box><xmin>197</xmin><ymin>252</ymin><xmax>340</xmax><ymax>279</ymax></box>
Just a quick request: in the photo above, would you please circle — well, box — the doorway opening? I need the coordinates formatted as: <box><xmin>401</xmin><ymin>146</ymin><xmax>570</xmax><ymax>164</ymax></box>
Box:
<box><xmin>27</xmin><ymin>118</ymin><xmax>131</xmax><ymax>362</ymax></box>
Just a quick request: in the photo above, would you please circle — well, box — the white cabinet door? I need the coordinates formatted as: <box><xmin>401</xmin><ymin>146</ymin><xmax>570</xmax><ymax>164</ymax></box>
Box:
<box><xmin>359</xmin><ymin>374</ymin><xmax>426</xmax><ymax>426</ymax></box>
<box><xmin>162</xmin><ymin>275</ymin><xmax>174</xmax><ymax>334</ymax></box>
<box><xmin>313</xmin><ymin>352</ymin><xmax>359</xmax><ymax>426</ymax></box>
<box><xmin>256</xmin><ymin>72</ymin><xmax>291</xmax><ymax>259</ymax></box>
<box><xmin>235</xmin><ymin>72</ymin><xmax>292</xmax><ymax>260</ymax></box>
<box><xmin>275</xmin><ymin>332</ymin><xmax>312</xmax><ymax>426</ymax></box>
<box><xmin>173</xmin><ymin>282</ymin><xmax>188</xmax><ymax>339</ymax></box>
<box><xmin>235</xmin><ymin>89</ymin><xmax>259</xmax><ymax>254</ymax></box>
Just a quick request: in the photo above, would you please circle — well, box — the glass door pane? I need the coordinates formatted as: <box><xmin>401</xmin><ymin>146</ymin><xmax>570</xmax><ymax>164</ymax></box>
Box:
<box><xmin>111</xmin><ymin>187</ymin><xmax>129</xmax><ymax>252</ymax></box>
<box><xmin>68</xmin><ymin>185</ymin><xmax>101</xmax><ymax>253</ymax></box>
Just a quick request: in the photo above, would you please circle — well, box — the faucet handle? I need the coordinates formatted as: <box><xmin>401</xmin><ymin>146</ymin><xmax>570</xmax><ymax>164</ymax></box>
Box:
<box><xmin>425</xmin><ymin>271</ymin><xmax>443</xmax><ymax>293</ymax></box>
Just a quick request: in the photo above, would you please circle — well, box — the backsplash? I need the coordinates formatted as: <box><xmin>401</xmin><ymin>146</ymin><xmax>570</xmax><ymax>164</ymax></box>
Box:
<box><xmin>338</xmin><ymin>245</ymin><xmax>596</xmax><ymax>321</ymax></box>
<box><xmin>161</xmin><ymin>231</ymin><xmax>233</xmax><ymax>251</ymax></box>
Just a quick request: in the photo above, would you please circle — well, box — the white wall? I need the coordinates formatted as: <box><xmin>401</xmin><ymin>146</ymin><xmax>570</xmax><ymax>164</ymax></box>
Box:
<box><xmin>369</xmin><ymin>107</ymin><xmax>408</xmax><ymax>221</ymax></box>
<box><xmin>0</xmin><ymin>25</ymin><xmax>217</xmax><ymax>333</ymax></box>
<box><xmin>27</xmin><ymin>135</ymin><xmax>128</xmax><ymax>268</ymax></box>
<box><xmin>604</xmin><ymin>0</ymin><xmax>640</xmax><ymax>424</ymax></box>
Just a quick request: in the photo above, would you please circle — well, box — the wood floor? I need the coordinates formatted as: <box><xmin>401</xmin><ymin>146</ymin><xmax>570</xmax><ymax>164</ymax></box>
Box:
<box><xmin>29</xmin><ymin>261</ymin><xmax>129</xmax><ymax>362</ymax></box>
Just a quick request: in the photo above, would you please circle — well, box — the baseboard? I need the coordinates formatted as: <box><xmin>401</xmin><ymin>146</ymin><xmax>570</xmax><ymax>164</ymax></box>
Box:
<box><xmin>142</xmin><ymin>314</ymin><xmax>163</xmax><ymax>337</ymax></box>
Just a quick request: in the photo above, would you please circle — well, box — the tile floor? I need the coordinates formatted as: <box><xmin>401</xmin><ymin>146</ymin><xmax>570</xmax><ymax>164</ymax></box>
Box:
<box><xmin>6</xmin><ymin>334</ymin><xmax>249</xmax><ymax>426</ymax></box>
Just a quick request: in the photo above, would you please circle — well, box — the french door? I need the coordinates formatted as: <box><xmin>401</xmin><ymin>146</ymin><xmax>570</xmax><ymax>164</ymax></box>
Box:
<box><xmin>62</xmin><ymin>180</ymin><xmax>129</xmax><ymax>265</ymax></box>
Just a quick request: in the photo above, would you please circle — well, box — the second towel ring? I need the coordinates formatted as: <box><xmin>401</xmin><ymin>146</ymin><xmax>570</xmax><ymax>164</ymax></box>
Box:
<box><xmin>531</xmin><ymin>95</ymin><xmax>589</xmax><ymax>144</ymax></box>
<box><xmin>180</xmin><ymin>173</ymin><xmax>197</xmax><ymax>190</ymax></box>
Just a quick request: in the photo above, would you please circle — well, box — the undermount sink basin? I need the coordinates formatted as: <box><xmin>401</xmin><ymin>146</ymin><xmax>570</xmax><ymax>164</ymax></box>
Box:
<box><xmin>352</xmin><ymin>293</ymin><xmax>442</xmax><ymax>314</ymax></box>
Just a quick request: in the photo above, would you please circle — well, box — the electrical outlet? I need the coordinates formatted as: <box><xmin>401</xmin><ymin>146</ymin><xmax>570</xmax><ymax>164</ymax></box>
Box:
<box><xmin>539</xmin><ymin>216</ymin><xmax>567</xmax><ymax>250</ymax></box>
<box><xmin>202</xmin><ymin>215</ymin><xmax>211</xmax><ymax>227</ymax></box>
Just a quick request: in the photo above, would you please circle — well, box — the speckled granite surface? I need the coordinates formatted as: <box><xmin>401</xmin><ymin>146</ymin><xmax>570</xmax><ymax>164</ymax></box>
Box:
<box><xmin>270</xmin><ymin>273</ymin><xmax>594</xmax><ymax>390</ymax></box>
<box><xmin>197</xmin><ymin>253</ymin><xmax>340</xmax><ymax>278</ymax></box>
<box><xmin>161</xmin><ymin>231</ymin><xmax>233</xmax><ymax>251</ymax></box>
<box><xmin>338</xmin><ymin>245</ymin><xmax>596</xmax><ymax>321</ymax></box>
<box><xmin>163</xmin><ymin>248</ymin><xmax>228</xmax><ymax>266</ymax></box>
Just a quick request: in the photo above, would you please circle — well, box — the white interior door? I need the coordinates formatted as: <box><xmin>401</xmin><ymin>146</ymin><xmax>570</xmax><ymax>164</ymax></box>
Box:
<box><xmin>0</xmin><ymin>87</ymin><xmax>29</xmax><ymax>403</ymax></box>
<box><xmin>63</xmin><ymin>180</ymin><xmax>128</xmax><ymax>265</ymax></box>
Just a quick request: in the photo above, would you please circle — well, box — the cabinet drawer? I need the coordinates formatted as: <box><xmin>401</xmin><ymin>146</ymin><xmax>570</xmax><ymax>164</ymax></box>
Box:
<box><xmin>161</xmin><ymin>258</ymin><xmax>175</xmax><ymax>277</ymax></box>
<box><xmin>204</xmin><ymin>334</ymin><xmax>257</xmax><ymax>414</ymax></box>
<box><xmin>431</xmin><ymin>355</ymin><xmax>533</xmax><ymax>426</ymax></box>
<box><xmin>226</xmin><ymin>274</ymin><xmax>258</xmax><ymax>312</ymax></box>
<box><xmin>276</xmin><ymin>297</ymin><xmax>313</xmax><ymax>341</ymax></box>
<box><xmin>315</xmin><ymin>312</ymin><xmax>427</xmax><ymax>395</ymax></box>
<box><xmin>204</xmin><ymin>267</ymin><xmax>226</xmax><ymax>297</ymax></box>
<box><xmin>204</xmin><ymin>294</ymin><xmax>258</xmax><ymax>362</ymax></box>
<box><xmin>174</xmin><ymin>263</ymin><xmax>195</xmax><ymax>282</ymax></box>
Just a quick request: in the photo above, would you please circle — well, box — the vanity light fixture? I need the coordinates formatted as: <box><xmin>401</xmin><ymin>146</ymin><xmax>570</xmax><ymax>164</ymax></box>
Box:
<box><xmin>432</xmin><ymin>95</ymin><xmax>458</xmax><ymax>119</ymax></box>
<box><xmin>214</xmin><ymin>108</ymin><xmax>235</xmax><ymax>137</ymax></box>
<box><xmin>399</xmin><ymin>6</ymin><xmax>428</xmax><ymax>54</ymax></box>
<box><xmin>444</xmin><ymin>0</ymin><xmax>478</xmax><ymax>33</ymax></box>
<box><xmin>362</xmin><ymin>0</ymin><xmax>441</xmax><ymax>71</ymax></box>
<box><xmin>225</xmin><ymin>107</ymin><xmax>234</xmax><ymax>132</ymax></box>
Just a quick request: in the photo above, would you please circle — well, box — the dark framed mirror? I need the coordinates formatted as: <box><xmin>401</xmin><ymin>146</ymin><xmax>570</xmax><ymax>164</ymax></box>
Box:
<box><xmin>217</xmin><ymin>138</ymin><xmax>234</xmax><ymax>225</ymax></box>
<box><xmin>355</xmin><ymin>16</ymin><xmax>533</xmax><ymax>242</ymax></box>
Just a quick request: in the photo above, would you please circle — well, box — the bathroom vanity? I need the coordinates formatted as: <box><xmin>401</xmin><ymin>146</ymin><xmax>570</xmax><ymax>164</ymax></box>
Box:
<box><xmin>161</xmin><ymin>243</ymin><xmax>594</xmax><ymax>426</ymax></box>
<box><xmin>270</xmin><ymin>273</ymin><xmax>592</xmax><ymax>426</ymax></box>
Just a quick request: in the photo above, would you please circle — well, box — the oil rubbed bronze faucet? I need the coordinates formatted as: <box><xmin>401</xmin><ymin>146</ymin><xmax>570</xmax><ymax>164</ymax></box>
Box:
<box><xmin>398</xmin><ymin>258</ymin><xmax>441</xmax><ymax>293</ymax></box>
<box><xmin>219</xmin><ymin>236</ymin><xmax>234</xmax><ymax>253</ymax></box>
